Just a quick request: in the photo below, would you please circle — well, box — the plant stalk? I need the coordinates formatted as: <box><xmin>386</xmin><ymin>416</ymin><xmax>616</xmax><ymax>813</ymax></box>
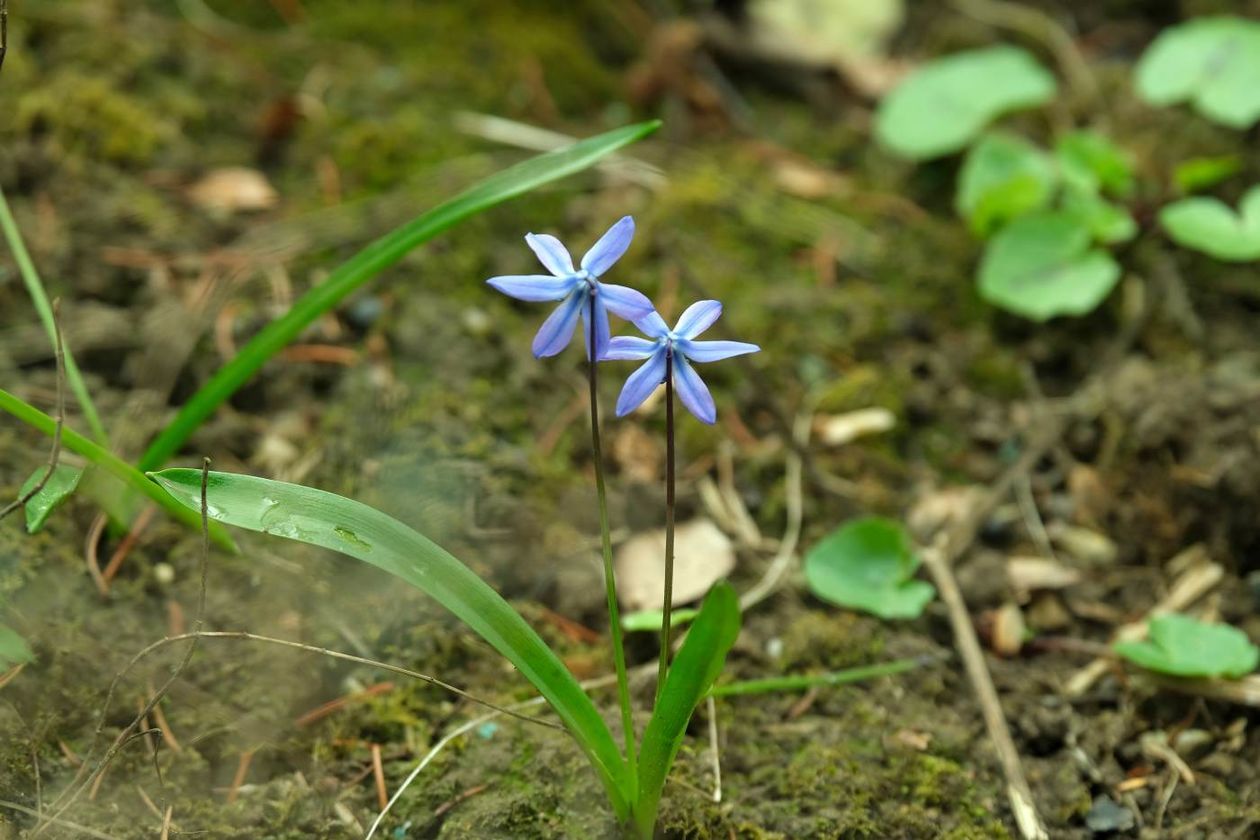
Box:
<box><xmin>656</xmin><ymin>350</ymin><xmax>676</xmax><ymax>702</ymax></box>
<box><xmin>587</xmin><ymin>292</ymin><xmax>638</xmax><ymax>782</ymax></box>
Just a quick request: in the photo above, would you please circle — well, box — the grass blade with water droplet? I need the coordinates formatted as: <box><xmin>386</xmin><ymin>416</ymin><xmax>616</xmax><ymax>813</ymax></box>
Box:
<box><xmin>148</xmin><ymin>467</ymin><xmax>632</xmax><ymax>818</ymax></box>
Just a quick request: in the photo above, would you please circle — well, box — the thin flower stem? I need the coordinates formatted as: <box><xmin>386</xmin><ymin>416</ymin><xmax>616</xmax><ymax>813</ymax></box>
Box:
<box><xmin>587</xmin><ymin>292</ymin><xmax>638</xmax><ymax>780</ymax></box>
<box><xmin>656</xmin><ymin>350</ymin><xmax>676</xmax><ymax>702</ymax></box>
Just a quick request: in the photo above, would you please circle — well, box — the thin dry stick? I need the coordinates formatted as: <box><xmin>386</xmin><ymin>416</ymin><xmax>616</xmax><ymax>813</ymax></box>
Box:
<box><xmin>0</xmin><ymin>799</ymin><xmax>120</xmax><ymax>840</ymax></box>
<box><xmin>739</xmin><ymin>409</ymin><xmax>807</xmax><ymax>611</ymax></box>
<box><xmin>705</xmin><ymin>695</ymin><xmax>722</xmax><ymax>804</ymax></box>
<box><xmin>371</xmin><ymin>743</ymin><xmax>387</xmax><ymax>810</ymax></box>
<box><xmin>921</xmin><ymin>537</ymin><xmax>1049</xmax><ymax>840</ymax></box>
<box><xmin>37</xmin><ymin>461</ymin><xmax>214</xmax><ymax>833</ymax></box>
<box><xmin>225</xmin><ymin>750</ymin><xmax>252</xmax><ymax>805</ymax></box>
<box><xmin>0</xmin><ymin>299</ymin><xmax>67</xmax><ymax>523</ymax></box>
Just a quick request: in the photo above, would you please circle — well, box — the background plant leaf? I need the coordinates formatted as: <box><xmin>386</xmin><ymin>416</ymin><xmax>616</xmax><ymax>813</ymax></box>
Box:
<box><xmin>634</xmin><ymin>582</ymin><xmax>740</xmax><ymax>835</ymax></box>
<box><xmin>150</xmin><ymin>468</ymin><xmax>631</xmax><ymax>817</ymax></box>
<box><xmin>1060</xmin><ymin>188</ymin><xmax>1137</xmax><ymax>245</ymax></box>
<box><xmin>1135</xmin><ymin>16</ymin><xmax>1260</xmax><ymax>129</ymax></box>
<box><xmin>1115</xmin><ymin>613</ymin><xmax>1259</xmax><ymax>678</ymax></box>
<box><xmin>804</xmin><ymin>517</ymin><xmax>934</xmax><ymax>619</ymax></box>
<box><xmin>20</xmin><ymin>463</ymin><xmax>83</xmax><ymax>533</ymax></box>
<box><xmin>1054</xmin><ymin>130</ymin><xmax>1135</xmax><ymax>197</ymax></box>
<box><xmin>1173</xmin><ymin>155</ymin><xmax>1242</xmax><ymax>194</ymax></box>
<box><xmin>876</xmin><ymin>46</ymin><xmax>1057</xmax><ymax>161</ymax></box>
<box><xmin>956</xmin><ymin>132</ymin><xmax>1058</xmax><ymax>235</ymax></box>
<box><xmin>977</xmin><ymin>211</ymin><xmax>1121</xmax><ymax>321</ymax></box>
<box><xmin>1159</xmin><ymin>185</ymin><xmax>1260</xmax><ymax>261</ymax></box>
<box><xmin>0</xmin><ymin>623</ymin><xmax>35</xmax><ymax>669</ymax></box>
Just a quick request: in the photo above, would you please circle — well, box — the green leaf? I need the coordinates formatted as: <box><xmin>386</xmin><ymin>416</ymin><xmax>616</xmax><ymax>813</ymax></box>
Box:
<box><xmin>876</xmin><ymin>46</ymin><xmax>1057</xmax><ymax>161</ymax></box>
<box><xmin>0</xmin><ymin>388</ymin><xmax>235</xmax><ymax>551</ymax></box>
<box><xmin>1060</xmin><ymin>187</ymin><xmax>1137</xmax><ymax>245</ymax></box>
<box><xmin>1115</xmin><ymin>613</ymin><xmax>1259</xmax><ymax>679</ymax></box>
<box><xmin>137</xmin><ymin>121</ymin><xmax>662</xmax><ymax>472</ymax></box>
<box><xmin>149</xmin><ymin>468</ymin><xmax>631</xmax><ymax>816</ymax></box>
<box><xmin>956</xmin><ymin>132</ymin><xmax>1057</xmax><ymax>235</ymax></box>
<box><xmin>1159</xmin><ymin>185</ymin><xmax>1260</xmax><ymax>262</ymax></box>
<box><xmin>20</xmin><ymin>463</ymin><xmax>83</xmax><ymax>533</ymax></box>
<box><xmin>1054</xmin><ymin>131</ymin><xmax>1135</xmax><ymax>198</ymax></box>
<box><xmin>622</xmin><ymin>607</ymin><xmax>699</xmax><ymax>633</ymax></box>
<box><xmin>1135</xmin><ymin>16</ymin><xmax>1260</xmax><ymax>129</ymax></box>
<box><xmin>0</xmin><ymin>624</ymin><xmax>35</xmax><ymax>669</ymax></box>
<box><xmin>634</xmin><ymin>582</ymin><xmax>740</xmax><ymax>836</ymax></box>
<box><xmin>804</xmin><ymin>517</ymin><xmax>934</xmax><ymax>620</ymax></box>
<box><xmin>1173</xmin><ymin>155</ymin><xmax>1242</xmax><ymax>194</ymax></box>
<box><xmin>977</xmin><ymin>211</ymin><xmax>1122</xmax><ymax>321</ymax></box>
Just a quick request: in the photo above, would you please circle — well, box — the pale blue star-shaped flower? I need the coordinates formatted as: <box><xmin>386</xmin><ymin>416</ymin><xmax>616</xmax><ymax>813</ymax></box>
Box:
<box><xmin>605</xmin><ymin>300</ymin><xmax>759</xmax><ymax>424</ymax></box>
<box><xmin>486</xmin><ymin>215</ymin><xmax>654</xmax><ymax>360</ymax></box>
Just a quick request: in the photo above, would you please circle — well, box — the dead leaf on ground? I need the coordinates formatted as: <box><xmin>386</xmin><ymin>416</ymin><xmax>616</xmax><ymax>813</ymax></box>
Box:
<box><xmin>187</xmin><ymin>167</ymin><xmax>278</xmax><ymax>214</ymax></box>
<box><xmin>816</xmin><ymin>407</ymin><xmax>896</xmax><ymax>446</ymax></box>
<box><xmin>1008</xmin><ymin>556</ymin><xmax>1083</xmax><ymax>602</ymax></box>
<box><xmin>615</xmin><ymin>519</ymin><xmax>735</xmax><ymax>611</ymax></box>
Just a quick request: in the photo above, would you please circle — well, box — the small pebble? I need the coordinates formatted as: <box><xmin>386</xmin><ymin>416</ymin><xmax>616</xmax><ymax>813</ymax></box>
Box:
<box><xmin>153</xmin><ymin>562</ymin><xmax>176</xmax><ymax>585</ymax></box>
<box><xmin>1085</xmin><ymin>795</ymin><xmax>1135</xmax><ymax>834</ymax></box>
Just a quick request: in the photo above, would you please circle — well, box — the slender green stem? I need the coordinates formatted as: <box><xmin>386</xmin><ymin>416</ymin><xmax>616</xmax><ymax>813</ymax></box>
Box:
<box><xmin>0</xmin><ymin>186</ymin><xmax>109</xmax><ymax>446</ymax></box>
<box><xmin>708</xmin><ymin>658</ymin><xmax>925</xmax><ymax>697</ymax></box>
<box><xmin>0</xmin><ymin>387</ymin><xmax>235</xmax><ymax>551</ymax></box>
<box><xmin>656</xmin><ymin>350</ymin><xmax>676</xmax><ymax>703</ymax></box>
<box><xmin>587</xmin><ymin>292</ymin><xmax>638</xmax><ymax>787</ymax></box>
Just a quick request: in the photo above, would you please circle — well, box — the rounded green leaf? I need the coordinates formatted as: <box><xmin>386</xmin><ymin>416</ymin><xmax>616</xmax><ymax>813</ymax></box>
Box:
<box><xmin>876</xmin><ymin>46</ymin><xmax>1057</xmax><ymax>161</ymax></box>
<box><xmin>1159</xmin><ymin>185</ymin><xmax>1260</xmax><ymax>262</ymax></box>
<box><xmin>1060</xmin><ymin>188</ymin><xmax>1137</xmax><ymax>245</ymax></box>
<box><xmin>804</xmin><ymin>517</ymin><xmax>934</xmax><ymax>620</ymax></box>
<box><xmin>1115</xmin><ymin>613</ymin><xmax>1259</xmax><ymax>679</ymax></box>
<box><xmin>0</xmin><ymin>624</ymin><xmax>35</xmax><ymax>669</ymax></box>
<box><xmin>20</xmin><ymin>463</ymin><xmax>84</xmax><ymax>533</ymax></box>
<box><xmin>1173</xmin><ymin>155</ymin><xmax>1242</xmax><ymax>194</ymax></box>
<box><xmin>977</xmin><ymin>211</ymin><xmax>1121</xmax><ymax>321</ymax></box>
<box><xmin>1135</xmin><ymin>16</ymin><xmax>1260</xmax><ymax>129</ymax></box>
<box><xmin>956</xmin><ymin>132</ymin><xmax>1058</xmax><ymax>235</ymax></box>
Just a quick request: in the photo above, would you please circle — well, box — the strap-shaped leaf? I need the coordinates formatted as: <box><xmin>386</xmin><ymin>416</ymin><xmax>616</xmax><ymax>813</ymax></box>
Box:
<box><xmin>149</xmin><ymin>468</ymin><xmax>631</xmax><ymax>816</ymax></box>
<box><xmin>633</xmin><ymin>582</ymin><xmax>740</xmax><ymax>835</ymax></box>
<box><xmin>138</xmin><ymin>121</ymin><xmax>661</xmax><ymax>471</ymax></box>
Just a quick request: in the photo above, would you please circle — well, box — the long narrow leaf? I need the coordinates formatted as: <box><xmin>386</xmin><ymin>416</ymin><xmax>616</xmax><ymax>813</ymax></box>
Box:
<box><xmin>0</xmin><ymin>186</ymin><xmax>109</xmax><ymax>445</ymax></box>
<box><xmin>0</xmin><ymin>388</ymin><xmax>235</xmax><ymax>550</ymax></box>
<box><xmin>634</xmin><ymin>582</ymin><xmax>740</xmax><ymax>836</ymax></box>
<box><xmin>138</xmin><ymin>120</ymin><xmax>661</xmax><ymax>471</ymax></box>
<box><xmin>149</xmin><ymin>468</ymin><xmax>631</xmax><ymax>816</ymax></box>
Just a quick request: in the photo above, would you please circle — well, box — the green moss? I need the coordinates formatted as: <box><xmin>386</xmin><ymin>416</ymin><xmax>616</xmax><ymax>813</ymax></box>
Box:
<box><xmin>14</xmin><ymin>73</ymin><xmax>175</xmax><ymax>165</ymax></box>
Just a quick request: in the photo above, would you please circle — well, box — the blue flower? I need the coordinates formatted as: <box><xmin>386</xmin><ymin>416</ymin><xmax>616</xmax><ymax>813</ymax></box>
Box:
<box><xmin>486</xmin><ymin>216</ymin><xmax>654</xmax><ymax>360</ymax></box>
<box><xmin>605</xmin><ymin>300</ymin><xmax>759</xmax><ymax>424</ymax></box>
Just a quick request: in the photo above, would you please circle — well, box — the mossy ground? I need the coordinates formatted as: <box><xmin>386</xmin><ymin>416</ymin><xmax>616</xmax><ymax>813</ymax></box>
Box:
<box><xmin>3</xmin><ymin>1</ymin><xmax>1260</xmax><ymax>838</ymax></box>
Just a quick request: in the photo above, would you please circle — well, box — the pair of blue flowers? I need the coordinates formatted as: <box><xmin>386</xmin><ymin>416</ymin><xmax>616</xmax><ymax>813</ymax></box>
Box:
<box><xmin>487</xmin><ymin>216</ymin><xmax>759</xmax><ymax>424</ymax></box>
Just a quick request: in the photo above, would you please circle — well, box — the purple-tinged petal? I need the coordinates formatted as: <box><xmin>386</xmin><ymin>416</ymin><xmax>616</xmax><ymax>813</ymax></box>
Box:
<box><xmin>634</xmin><ymin>310</ymin><xmax>671</xmax><ymax>338</ymax></box>
<box><xmin>673</xmin><ymin>300</ymin><xmax>723</xmax><ymax>339</ymax></box>
<box><xmin>678</xmin><ymin>339</ymin><xmax>760</xmax><ymax>363</ymax></box>
<box><xmin>598</xmin><ymin>283</ymin><xmax>654</xmax><ymax>321</ymax></box>
<box><xmin>525</xmin><ymin>233</ymin><xmax>575</xmax><ymax>277</ymax></box>
<box><xmin>581</xmin><ymin>298</ymin><xmax>612</xmax><ymax>360</ymax></box>
<box><xmin>673</xmin><ymin>357</ymin><xmax>716</xmax><ymax>424</ymax></box>
<box><xmin>603</xmin><ymin>335</ymin><xmax>659</xmax><ymax>360</ymax></box>
<box><xmin>616</xmin><ymin>348</ymin><xmax>668</xmax><ymax>416</ymax></box>
<box><xmin>531</xmin><ymin>294</ymin><xmax>583</xmax><ymax>358</ymax></box>
<box><xmin>486</xmin><ymin>274</ymin><xmax>575</xmax><ymax>302</ymax></box>
<box><xmin>580</xmin><ymin>216</ymin><xmax>635</xmax><ymax>277</ymax></box>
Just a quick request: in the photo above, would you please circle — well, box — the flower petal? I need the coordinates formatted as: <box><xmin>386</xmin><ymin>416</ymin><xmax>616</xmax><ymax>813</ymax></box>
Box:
<box><xmin>581</xmin><ymin>298</ymin><xmax>612</xmax><ymax>361</ymax></box>
<box><xmin>673</xmin><ymin>357</ymin><xmax>716</xmax><ymax>424</ymax></box>
<box><xmin>531</xmin><ymin>293</ymin><xmax>583</xmax><ymax>358</ymax></box>
<box><xmin>633</xmin><ymin>310</ymin><xmax>671</xmax><ymax>338</ymax></box>
<box><xmin>598</xmin><ymin>283</ymin><xmax>654</xmax><ymax>321</ymax></box>
<box><xmin>673</xmin><ymin>300</ymin><xmax>723</xmax><ymax>339</ymax></box>
<box><xmin>678</xmin><ymin>339</ymin><xmax>760</xmax><ymax>363</ymax></box>
<box><xmin>603</xmin><ymin>335</ymin><xmax>660</xmax><ymax>360</ymax></box>
<box><xmin>580</xmin><ymin>216</ymin><xmax>635</xmax><ymax>277</ymax></box>
<box><xmin>616</xmin><ymin>348</ymin><xmax>667</xmax><ymax>416</ymax></box>
<box><xmin>487</xmin><ymin>274</ymin><xmax>575</xmax><ymax>302</ymax></box>
<box><xmin>526</xmin><ymin>233</ymin><xmax>575</xmax><ymax>277</ymax></box>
